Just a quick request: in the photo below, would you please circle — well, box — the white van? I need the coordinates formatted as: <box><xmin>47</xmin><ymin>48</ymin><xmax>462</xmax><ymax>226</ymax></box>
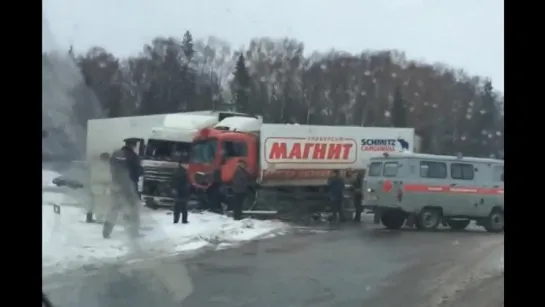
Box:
<box><xmin>363</xmin><ymin>153</ymin><xmax>504</xmax><ymax>232</ymax></box>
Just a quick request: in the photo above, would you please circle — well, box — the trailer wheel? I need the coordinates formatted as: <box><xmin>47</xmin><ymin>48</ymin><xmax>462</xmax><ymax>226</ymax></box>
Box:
<box><xmin>447</xmin><ymin>219</ymin><xmax>470</xmax><ymax>230</ymax></box>
<box><xmin>416</xmin><ymin>208</ymin><xmax>442</xmax><ymax>230</ymax></box>
<box><xmin>483</xmin><ymin>208</ymin><xmax>504</xmax><ymax>233</ymax></box>
<box><xmin>381</xmin><ymin>209</ymin><xmax>406</xmax><ymax>230</ymax></box>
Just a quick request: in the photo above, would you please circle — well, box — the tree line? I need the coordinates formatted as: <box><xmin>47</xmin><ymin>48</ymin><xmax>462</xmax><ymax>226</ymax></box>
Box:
<box><xmin>43</xmin><ymin>30</ymin><xmax>504</xmax><ymax>159</ymax></box>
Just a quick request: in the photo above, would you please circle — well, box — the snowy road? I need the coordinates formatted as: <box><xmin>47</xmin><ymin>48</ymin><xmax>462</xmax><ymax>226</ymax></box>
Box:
<box><xmin>44</xmin><ymin>220</ymin><xmax>503</xmax><ymax>307</ymax></box>
<box><xmin>43</xmin><ymin>168</ymin><xmax>503</xmax><ymax>307</ymax></box>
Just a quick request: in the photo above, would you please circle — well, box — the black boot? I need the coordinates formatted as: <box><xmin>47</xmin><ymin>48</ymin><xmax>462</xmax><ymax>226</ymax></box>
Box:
<box><xmin>102</xmin><ymin>221</ymin><xmax>114</xmax><ymax>239</ymax></box>
<box><xmin>86</xmin><ymin>212</ymin><xmax>94</xmax><ymax>223</ymax></box>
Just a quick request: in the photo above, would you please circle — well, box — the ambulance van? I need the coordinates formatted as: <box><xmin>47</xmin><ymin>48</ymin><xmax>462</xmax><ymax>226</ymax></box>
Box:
<box><xmin>362</xmin><ymin>153</ymin><xmax>504</xmax><ymax>233</ymax></box>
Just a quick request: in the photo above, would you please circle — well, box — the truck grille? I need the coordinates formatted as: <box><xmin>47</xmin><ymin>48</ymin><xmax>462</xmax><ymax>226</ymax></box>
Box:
<box><xmin>142</xmin><ymin>179</ymin><xmax>174</xmax><ymax>197</ymax></box>
<box><xmin>142</xmin><ymin>166</ymin><xmax>176</xmax><ymax>197</ymax></box>
<box><xmin>143</xmin><ymin>166</ymin><xmax>176</xmax><ymax>181</ymax></box>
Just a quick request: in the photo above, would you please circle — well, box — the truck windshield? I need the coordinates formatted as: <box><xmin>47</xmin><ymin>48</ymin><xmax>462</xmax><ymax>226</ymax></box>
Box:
<box><xmin>192</xmin><ymin>139</ymin><xmax>218</xmax><ymax>163</ymax></box>
<box><xmin>145</xmin><ymin>139</ymin><xmax>192</xmax><ymax>162</ymax></box>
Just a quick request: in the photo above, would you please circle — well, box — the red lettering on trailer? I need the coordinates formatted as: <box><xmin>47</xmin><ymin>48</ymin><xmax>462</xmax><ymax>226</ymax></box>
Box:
<box><xmin>267</xmin><ymin>140</ymin><xmax>354</xmax><ymax>161</ymax></box>
<box><xmin>262</xmin><ymin>168</ymin><xmax>365</xmax><ymax>180</ymax></box>
<box><xmin>402</xmin><ymin>184</ymin><xmax>503</xmax><ymax>195</ymax></box>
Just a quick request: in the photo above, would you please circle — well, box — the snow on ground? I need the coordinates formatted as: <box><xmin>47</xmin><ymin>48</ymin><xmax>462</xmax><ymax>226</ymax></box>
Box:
<box><xmin>42</xmin><ymin>169</ymin><xmax>290</xmax><ymax>276</ymax></box>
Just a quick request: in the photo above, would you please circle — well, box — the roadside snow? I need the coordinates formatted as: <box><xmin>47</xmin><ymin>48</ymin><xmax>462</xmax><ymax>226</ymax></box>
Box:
<box><xmin>42</xmin><ymin>169</ymin><xmax>289</xmax><ymax>275</ymax></box>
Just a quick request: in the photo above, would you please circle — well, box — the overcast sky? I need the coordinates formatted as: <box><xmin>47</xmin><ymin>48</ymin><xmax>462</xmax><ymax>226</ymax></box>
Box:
<box><xmin>44</xmin><ymin>0</ymin><xmax>504</xmax><ymax>91</ymax></box>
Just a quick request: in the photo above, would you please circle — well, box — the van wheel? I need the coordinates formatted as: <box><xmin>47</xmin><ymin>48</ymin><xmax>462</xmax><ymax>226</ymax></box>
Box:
<box><xmin>417</xmin><ymin>208</ymin><xmax>441</xmax><ymax>230</ymax></box>
<box><xmin>483</xmin><ymin>209</ymin><xmax>504</xmax><ymax>233</ymax></box>
<box><xmin>447</xmin><ymin>219</ymin><xmax>470</xmax><ymax>230</ymax></box>
<box><xmin>381</xmin><ymin>209</ymin><xmax>406</xmax><ymax>230</ymax></box>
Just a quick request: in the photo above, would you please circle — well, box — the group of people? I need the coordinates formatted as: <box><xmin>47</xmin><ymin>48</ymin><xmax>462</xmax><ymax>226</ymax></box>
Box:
<box><xmin>94</xmin><ymin>137</ymin><xmax>363</xmax><ymax>239</ymax></box>
<box><xmin>175</xmin><ymin>159</ymin><xmax>250</xmax><ymax>222</ymax></box>
<box><xmin>327</xmin><ymin>169</ymin><xmax>365</xmax><ymax>223</ymax></box>
<box><xmin>100</xmin><ymin>140</ymin><xmax>252</xmax><ymax>239</ymax></box>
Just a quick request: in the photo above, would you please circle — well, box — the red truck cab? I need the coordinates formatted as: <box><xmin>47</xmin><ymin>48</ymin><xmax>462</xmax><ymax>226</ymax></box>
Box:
<box><xmin>189</xmin><ymin>128</ymin><xmax>259</xmax><ymax>190</ymax></box>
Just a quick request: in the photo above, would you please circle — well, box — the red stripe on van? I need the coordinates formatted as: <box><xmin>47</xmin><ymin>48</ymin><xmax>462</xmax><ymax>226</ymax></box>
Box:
<box><xmin>403</xmin><ymin>184</ymin><xmax>504</xmax><ymax>195</ymax></box>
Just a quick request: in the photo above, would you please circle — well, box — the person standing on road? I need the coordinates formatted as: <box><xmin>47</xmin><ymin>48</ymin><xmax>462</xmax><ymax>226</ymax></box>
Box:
<box><xmin>171</xmin><ymin>155</ymin><xmax>190</xmax><ymax>224</ymax></box>
<box><xmin>232</xmin><ymin>160</ymin><xmax>249</xmax><ymax>221</ymax></box>
<box><xmin>103</xmin><ymin>139</ymin><xmax>142</xmax><ymax>239</ymax></box>
<box><xmin>207</xmin><ymin>167</ymin><xmax>223</xmax><ymax>214</ymax></box>
<box><xmin>327</xmin><ymin>169</ymin><xmax>346</xmax><ymax>222</ymax></box>
<box><xmin>352</xmin><ymin>171</ymin><xmax>364</xmax><ymax>222</ymax></box>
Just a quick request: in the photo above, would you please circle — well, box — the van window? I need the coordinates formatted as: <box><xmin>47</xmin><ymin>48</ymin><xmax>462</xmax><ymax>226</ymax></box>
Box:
<box><xmin>383</xmin><ymin>162</ymin><xmax>399</xmax><ymax>177</ymax></box>
<box><xmin>368</xmin><ymin>162</ymin><xmax>383</xmax><ymax>177</ymax></box>
<box><xmin>420</xmin><ymin>161</ymin><xmax>447</xmax><ymax>179</ymax></box>
<box><xmin>493</xmin><ymin>165</ymin><xmax>503</xmax><ymax>182</ymax></box>
<box><xmin>451</xmin><ymin>163</ymin><xmax>474</xmax><ymax>180</ymax></box>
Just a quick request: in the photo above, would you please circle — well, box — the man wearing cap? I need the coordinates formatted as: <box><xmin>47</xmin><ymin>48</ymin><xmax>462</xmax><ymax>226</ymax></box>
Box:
<box><xmin>103</xmin><ymin>139</ymin><xmax>143</xmax><ymax>238</ymax></box>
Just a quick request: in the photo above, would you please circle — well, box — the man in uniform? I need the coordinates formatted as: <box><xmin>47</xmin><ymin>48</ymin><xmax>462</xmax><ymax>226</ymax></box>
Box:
<box><xmin>327</xmin><ymin>169</ymin><xmax>346</xmax><ymax>222</ymax></box>
<box><xmin>102</xmin><ymin>138</ymin><xmax>142</xmax><ymax>239</ymax></box>
<box><xmin>171</xmin><ymin>154</ymin><xmax>190</xmax><ymax>224</ymax></box>
<box><xmin>232</xmin><ymin>160</ymin><xmax>249</xmax><ymax>221</ymax></box>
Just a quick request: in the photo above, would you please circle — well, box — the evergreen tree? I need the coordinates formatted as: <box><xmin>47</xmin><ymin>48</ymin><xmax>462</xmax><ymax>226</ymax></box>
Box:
<box><xmin>232</xmin><ymin>54</ymin><xmax>251</xmax><ymax>113</ymax></box>
<box><xmin>391</xmin><ymin>86</ymin><xmax>408</xmax><ymax>127</ymax></box>
<box><xmin>181</xmin><ymin>31</ymin><xmax>195</xmax><ymax>61</ymax></box>
<box><xmin>470</xmin><ymin>80</ymin><xmax>498</xmax><ymax>156</ymax></box>
<box><xmin>181</xmin><ymin>31</ymin><xmax>196</xmax><ymax>110</ymax></box>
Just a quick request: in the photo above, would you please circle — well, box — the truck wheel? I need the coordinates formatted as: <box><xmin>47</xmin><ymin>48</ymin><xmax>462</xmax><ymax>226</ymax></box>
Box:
<box><xmin>447</xmin><ymin>219</ymin><xmax>470</xmax><ymax>230</ymax></box>
<box><xmin>417</xmin><ymin>208</ymin><xmax>441</xmax><ymax>230</ymax></box>
<box><xmin>381</xmin><ymin>209</ymin><xmax>406</xmax><ymax>230</ymax></box>
<box><xmin>483</xmin><ymin>209</ymin><xmax>504</xmax><ymax>233</ymax></box>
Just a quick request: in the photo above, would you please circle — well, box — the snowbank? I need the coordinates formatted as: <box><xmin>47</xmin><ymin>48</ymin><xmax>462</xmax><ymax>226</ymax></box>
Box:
<box><xmin>42</xmin><ymin>169</ymin><xmax>289</xmax><ymax>275</ymax></box>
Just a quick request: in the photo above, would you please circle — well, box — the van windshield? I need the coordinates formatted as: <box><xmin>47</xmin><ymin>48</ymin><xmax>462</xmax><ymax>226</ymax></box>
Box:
<box><xmin>368</xmin><ymin>162</ymin><xmax>383</xmax><ymax>177</ymax></box>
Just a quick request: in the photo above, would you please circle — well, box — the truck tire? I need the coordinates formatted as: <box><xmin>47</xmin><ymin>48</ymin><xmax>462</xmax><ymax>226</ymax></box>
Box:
<box><xmin>416</xmin><ymin>208</ymin><xmax>441</xmax><ymax>230</ymax></box>
<box><xmin>483</xmin><ymin>209</ymin><xmax>504</xmax><ymax>233</ymax></box>
<box><xmin>381</xmin><ymin>209</ymin><xmax>406</xmax><ymax>230</ymax></box>
<box><xmin>447</xmin><ymin>219</ymin><xmax>470</xmax><ymax>230</ymax></box>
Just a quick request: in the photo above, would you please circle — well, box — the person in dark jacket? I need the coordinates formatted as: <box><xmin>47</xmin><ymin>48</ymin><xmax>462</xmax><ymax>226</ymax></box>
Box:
<box><xmin>103</xmin><ymin>139</ymin><xmax>142</xmax><ymax>239</ymax></box>
<box><xmin>352</xmin><ymin>171</ymin><xmax>364</xmax><ymax>222</ymax></box>
<box><xmin>207</xmin><ymin>168</ymin><xmax>223</xmax><ymax>214</ymax></box>
<box><xmin>232</xmin><ymin>160</ymin><xmax>249</xmax><ymax>221</ymax></box>
<box><xmin>327</xmin><ymin>169</ymin><xmax>346</xmax><ymax>222</ymax></box>
<box><xmin>171</xmin><ymin>158</ymin><xmax>190</xmax><ymax>224</ymax></box>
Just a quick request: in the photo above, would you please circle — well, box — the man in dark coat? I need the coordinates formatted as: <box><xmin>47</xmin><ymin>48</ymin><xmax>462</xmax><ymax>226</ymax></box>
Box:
<box><xmin>171</xmin><ymin>158</ymin><xmax>190</xmax><ymax>224</ymax></box>
<box><xmin>207</xmin><ymin>168</ymin><xmax>223</xmax><ymax>214</ymax></box>
<box><xmin>327</xmin><ymin>169</ymin><xmax>346</xmax><ymax>222</ymax></box>
<box><xmin>103</xmin><ymin>139</ymin><xmax>142</xmax><ymax>239</ymax></box>
<box><xmin>352</xmin><ymin>171</ymin><xmax>364</xmax><ymax>222</ymax></box>
<box><xmin>232</xmin><ymin>160</ymin><xmax>249</xmax><ymax>221</ymax></box>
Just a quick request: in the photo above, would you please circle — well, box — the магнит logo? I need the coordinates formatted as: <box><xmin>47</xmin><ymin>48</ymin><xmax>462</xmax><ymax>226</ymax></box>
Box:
<box><xmin>361</xmin><ymin>137</ymin><xmax>410</xmax><ymax>152</ymax></box>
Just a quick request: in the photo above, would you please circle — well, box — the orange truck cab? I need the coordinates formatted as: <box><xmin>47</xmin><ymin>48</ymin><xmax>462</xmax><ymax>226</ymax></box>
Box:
<box><xmin>188</xmin><ymin>117</ymin><xmax>262</xmax><ymax>206</ymax></box>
